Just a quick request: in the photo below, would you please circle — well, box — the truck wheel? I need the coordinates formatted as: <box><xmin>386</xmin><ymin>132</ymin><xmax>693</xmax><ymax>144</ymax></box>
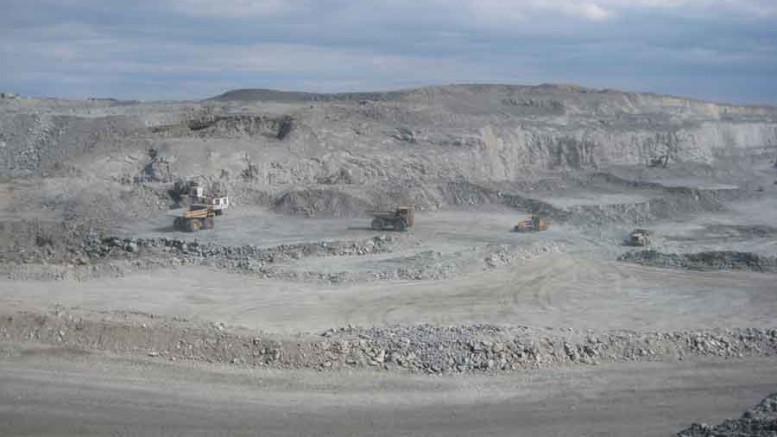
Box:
<box><xmin>173</xmin><ymin>217</ymin><xmax>183</xmax><ymax>231</ymax></box>
<box><xmin>371</xmin><ymin>218</ymin><xmax>384</xmax><ymax>230</ymax></box>
<box><xmin>394</xmin><ymin>219</ymin><xmax>406</xmax><ymax>232</ymax></box>
<box><xmin>187</xmin><ymin>219</ymin><xmax>201</xmax><ymax>232</ymax></box>
<box><xmin>215</xmin><ymin>210</ymin><xmax>223</xmax><ymax>216</ymax></box>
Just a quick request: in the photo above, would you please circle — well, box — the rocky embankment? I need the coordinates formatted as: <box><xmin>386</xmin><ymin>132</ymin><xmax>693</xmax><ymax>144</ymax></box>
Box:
<box><xmin>3</xmin><ymin>234</ymin><xmax>398</xmax><ymax>281</ymax></box>
<box><xmin>3</xmin><ymin>233</ymin><xmax>564</xmax><ymax>283</ymax></box>
<box><xmin>677</xmin><ymin>393</ymin><xmax>777</xmax><ymax>437</ymax></box>
<box><xmin>1</xmin><ymin>309</ymin><xmax>775</xmax><ymax>375</ymax></box>
<box><xmin>620</xmin><ymin>250</ymin><xmax>777</xmax><ymax>273</ymax></box>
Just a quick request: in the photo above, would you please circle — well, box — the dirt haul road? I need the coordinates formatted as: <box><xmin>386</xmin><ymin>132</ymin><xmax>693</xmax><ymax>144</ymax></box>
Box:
<box><xmin>2</xmin><ymin>256</ymin><xmax>776</xmax><ymax>334</ymax></box>
<box><xmin>2</xmin><ymin>345</ymin><xmax>776</xmax><ymax>437</ymax></box>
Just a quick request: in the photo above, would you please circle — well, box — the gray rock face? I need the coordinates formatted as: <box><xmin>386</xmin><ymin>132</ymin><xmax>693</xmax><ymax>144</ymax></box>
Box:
<box><xmin>677</xmin><ymin>393</ymin><xmax>777</xmax><ymax>437</ymax></box>
<box><xmin>0</xmin><ymin>84</ymin><xmax>775</xmax><ymax>237</ymax></box>
<box><xmin>1</xmin><ymin>84</ymin><xmax>776</xmax><ymax>188</ymax></box>
<box><xmin>620</xmin><ymin>250</ymin><xmax>777</xmax><ymax>273</ymax></box>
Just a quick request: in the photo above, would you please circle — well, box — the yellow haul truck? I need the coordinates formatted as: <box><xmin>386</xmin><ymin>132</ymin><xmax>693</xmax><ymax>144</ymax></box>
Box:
<box><xmin>173</xmin><ymin>204</ymin><xmax>216</xmax><ymax>232</ymax></box>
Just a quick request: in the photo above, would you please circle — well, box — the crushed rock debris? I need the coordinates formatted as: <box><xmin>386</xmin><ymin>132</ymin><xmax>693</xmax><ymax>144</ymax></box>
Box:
<box><xmin>677</xmin><ymin>392</ymin><xmax>777</xmax><ymax>437</ymax></box>
<box><xmin>1</xmin><ymin>309</ymin><xmax>775</xmax><ymax>375</ymax></box>
<box><xmin>620</xmin><ymin>250</ymin><xmax>777</xmax><ymax>273</ymax></box>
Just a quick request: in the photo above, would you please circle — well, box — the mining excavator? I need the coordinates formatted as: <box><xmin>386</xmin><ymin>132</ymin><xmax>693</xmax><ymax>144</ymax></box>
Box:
<box><xmin>369</xmin><ymin>206</ymin><xmax>414</xmax><ymax>232</ymax></box>
<box><xmin>648</xmin><ymin>154</ymin><xmax>670</xmax><ymax>168</ymax></box>
<box><xmin>171</xmin><ymin>178</ymin><xmax>229</xmax><ymax>215</ymax></box>
<box><xmin>513</xmin><ymin>216</ymin><xmax>550</xmax><ymax>233</ymax></box>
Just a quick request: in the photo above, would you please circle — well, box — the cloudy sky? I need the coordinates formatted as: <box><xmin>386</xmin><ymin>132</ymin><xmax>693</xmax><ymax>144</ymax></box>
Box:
<box><xmin>1</xmin><ymin>0</ymin><xmax>776</xmax><ymax>103</ymax></box>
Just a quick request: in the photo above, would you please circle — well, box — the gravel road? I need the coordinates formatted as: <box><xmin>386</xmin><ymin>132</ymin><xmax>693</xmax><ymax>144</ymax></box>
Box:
<box><xmin>2</xmin><ymin>345</ymin><xmax>776</xmax><ymax>437</ymax></box>
<box><xmin>3</xmin><ymin>256</ymin><xmax>775</xmax><ymax>334</ymax></box>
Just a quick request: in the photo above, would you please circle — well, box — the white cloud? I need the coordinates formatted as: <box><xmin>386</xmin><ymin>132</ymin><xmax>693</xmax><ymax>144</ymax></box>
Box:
<box><xmin>599</xmin><ymin>0</ymin><xmax>777</xmax><ymax>17</ymax></box>
<box><xmin>463</xmin><ymin>0</ymin><xmax>776</xmax><ymax>25</ymax></box>
<box><xmin>539</xmin><ymin>1</ymin><xmax>614</xmax><ymax>21</ymax></box>
<box><xmin>167</xmin><ymin>0</ymin><xmax>300</xmax><ymax>18</ymax></box>
<box><xmin>462</xmin><ymin>0</ymin><xmax>615</xmax><ymax>26</ymax></box>
<box><xmin>578</xmin><ymin>3</ymin><xmax>613</xmax><ymax>20</ymax></box>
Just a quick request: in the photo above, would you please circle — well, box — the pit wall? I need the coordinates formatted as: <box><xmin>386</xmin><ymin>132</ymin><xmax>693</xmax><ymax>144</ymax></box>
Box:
<box><xmin>461</xmin><ymin>123</ymin><xmax>777</xmax><ymax>180</ymax></box>
<box><xmin>2</xmin><ymin>104</ymin><xmax>777</xmax><ymax>183</ymax></box>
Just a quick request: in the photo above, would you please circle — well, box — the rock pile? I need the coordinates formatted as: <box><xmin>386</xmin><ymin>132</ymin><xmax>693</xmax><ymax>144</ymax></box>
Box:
<box><xmin>677</xmin><ymin>393</ymin><xmax>777</xmax><ymax>437</ymax></box>
<box><xmin>76</xmin><ymin>234</ymin><xmax>398</xmax><ymax>273</ymax></box>
<box><xmin>3</xmin><ymin>309</ymin><xmax>775</xmax><ymax>374</ymax></box>
<box><xmin>323</xmin><ymin>325</ymin><xmax>777</xmax><ymax>374</ymax></box>
<box><xmin>2</xmin><ymin>232</ymin><xmax>401</xmax><ymax>281</ymax></box>
<box><xmin>4</xmin><ymin>231</ymin><xmax>564</xmax><ymax>283</ymax></box>
<box><xmin>620</xmin><ymin>250</ymin><xmax>777</xmax><ymax>273</ymax></box>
